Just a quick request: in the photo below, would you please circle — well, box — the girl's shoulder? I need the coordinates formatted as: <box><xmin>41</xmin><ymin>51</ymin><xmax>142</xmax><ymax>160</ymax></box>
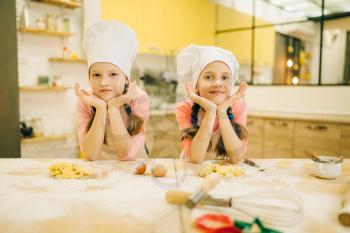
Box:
<box><xmin>231</xmin><ymin>98</ymin><xmax>247</xmax><ymax>112</ymax></box>
<box><xmin>130</xmin><ymin>87</ymin><xmax>151</xmax><ymax>121</ymax></box>
<box><xmin>175</xmin><ymin>100</ymin><xmax>194</xmax><ymax>118</ymax></box>
<box><xmin>131</xmin><ymin>87</ymin><xmax>150</xmax><ymax>106</ymax></box>
<box><xmin>175</xmin><ymin>99</ymin><xmax>193</xmax><ymax>112</ymax></box>
<box><xmin>76</xmin><ymin>97</ymin><xmax>94</xmax><ymax>115</ymax></box>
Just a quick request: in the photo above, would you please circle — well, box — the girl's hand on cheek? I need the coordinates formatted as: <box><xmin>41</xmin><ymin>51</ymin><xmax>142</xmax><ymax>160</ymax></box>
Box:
<box><xmin>185</xmin><ymin>82</ymin><xmax>217</xmax><ymax>113</ymax></box>
<box><xmin>108</xmin><ymin>81</ymin><xmax>137</xmax><ymax>108</ymax></box>
<box><xmin>75</xmin><ymin>83</ymin><xmax>106</xmax><ymax>110</ymax></box>
<box><xmin>217</xmin><ymin>82</ymin><xmax>247</xmax><ymax>114</ymax></box>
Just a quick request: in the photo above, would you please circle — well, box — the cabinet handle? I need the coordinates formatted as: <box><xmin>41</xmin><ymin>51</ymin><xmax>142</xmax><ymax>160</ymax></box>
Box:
<box><xmin>306</xmin><ymin>124</ymin><xmax>328</xmax><ymax>131</ymax></box>
<box><xmin>270</xmin><ymin>121</ymin><xmax>288</xmax><ymax>127</ymax></box>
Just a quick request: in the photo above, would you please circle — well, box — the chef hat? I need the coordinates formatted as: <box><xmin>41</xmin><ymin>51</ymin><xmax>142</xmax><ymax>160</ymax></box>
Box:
<box><xmin>83</xmin><ymin>20</ymin><xmax>138</xmax><ymax>79</ymax></box>
<box><xmin>176</xmin><ymin>44</ymin><xmax>239</xmax><ymax>88</ymax></box>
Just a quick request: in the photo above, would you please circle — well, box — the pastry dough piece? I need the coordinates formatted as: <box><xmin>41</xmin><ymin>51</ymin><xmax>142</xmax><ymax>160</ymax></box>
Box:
<box><xmin>49</xmin><ymin>162</ymin><xmax>93</xmax><ymax>179</ymax></box>
<box><xmin>197</xmin><ymin>163</ymin><xmax>244</xmax><ymax>178</ymax></box>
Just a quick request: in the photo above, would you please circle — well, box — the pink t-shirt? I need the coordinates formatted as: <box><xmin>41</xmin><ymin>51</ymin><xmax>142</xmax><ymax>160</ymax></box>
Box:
<box><xmin>76</xmin><ymin>88</ymin><xmax>150</xmax><ymax>160</ymax></box>
<box><xmin>175</xmin><ymin>98</ymin><xmax>248</xmax><ymax>160</ymax></box>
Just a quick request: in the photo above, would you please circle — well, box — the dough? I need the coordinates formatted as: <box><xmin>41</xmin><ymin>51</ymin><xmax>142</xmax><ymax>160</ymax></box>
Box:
<box><xmin>49</xmin><ymin>162</ymin><xmax>93</xmax><ymax>179</ymax></box>
<box><xmin>197</xmin><ymin>163</ymin><xmax>244</xmax><ymax>178</ymax></box>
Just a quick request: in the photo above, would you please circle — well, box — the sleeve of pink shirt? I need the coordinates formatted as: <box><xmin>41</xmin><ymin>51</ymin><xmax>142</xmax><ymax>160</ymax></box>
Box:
<box><xmin>75</xmin><ymin>88</ymin><xmax>151</xmax><ymax>160</ymax></box>
<box><xmin>119</xmin><ymin>89</ymin><xmax>150</xmax><ymax>161</ymax></box>
<box><xmin>174</xmin><ymin>99</ymin><xmax>249</xmax><ymax>159</ymax></box>
<box><xmin>231</xmin><ymin>98</ymin><xmax>248</xmax><ymax>155</ymax></box>
<box><xmin>175</xmin><ymin>100</ymin><xmax>194</xmax><ymax>159</ymax></box>
<box><xmin>75</xmin><ymin>98</ymin><xmax>94</xmax><ymax>153</ymax></box>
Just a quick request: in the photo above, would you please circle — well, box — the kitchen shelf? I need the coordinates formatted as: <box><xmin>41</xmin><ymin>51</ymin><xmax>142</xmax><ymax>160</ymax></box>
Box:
<box><xmin>18</xmin><ymin>27</ymin><xmax>75</xmax><ymax>37</ymax></box>
<box><xmin>19</xmin><ymin>86</ymin><xmax>70</xmax><ymax>92</ymax></box>
<box><xmin>31</xmin><ymin>0</ymin><xmax>81</xmax><ymax>9</ymax></box>
<box><xmin>49</xmin><ymin>57</ymin><xmax>87</xmax><ymax>63</ymax></box>
<box><xmin>21</xmin><ymin>134</ymin><xmax>72</xmax><ymax>144</ymax></box>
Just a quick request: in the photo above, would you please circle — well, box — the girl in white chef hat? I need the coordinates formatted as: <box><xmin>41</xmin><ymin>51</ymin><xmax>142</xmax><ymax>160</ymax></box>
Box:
<box><xmin>75</xmin><ymin>20</ymin><xmax>150</xmax><ymax>161</ymax></box>
<box><xmin>175</xmin><ymin>44</ymin><xmax>248</xmax><ymax>164</ymax></box>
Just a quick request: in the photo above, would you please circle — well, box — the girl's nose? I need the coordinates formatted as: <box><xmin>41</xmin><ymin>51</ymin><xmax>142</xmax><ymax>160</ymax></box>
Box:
<box><xmin>100</xmin><ymin>75</ymin><xmax>110</xmax><ymax>86</ymax></box>
<box><xmin>213</xmin><ymin>78</ymin><xmax>223</xmax><ymax>86</ymax></box>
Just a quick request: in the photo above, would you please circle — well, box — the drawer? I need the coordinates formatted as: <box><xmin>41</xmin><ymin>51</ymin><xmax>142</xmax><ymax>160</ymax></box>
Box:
<box><xmin>246</xmin><ymin>117</ymin><xmax>263</xmax><ymax>158</ymax></box>
<box><xmin>294</xmin><ymin>121</ymin><xmax>341</xmax><ymax>158</ymax></box>
<box><xmin>146</xmin><ymin>114</ymin><xmax>179</xmax><ymax>136</ymax></box>
<box><xmin>341</xmin><ymin>125</ymin><xmax>350</xmax><ymax>158</ymax></box>
<box><xmin>146</xmin><ymin>132</ymin><xmax>181</xmax><ymax>158</ymax></box>
<box><xmin>264</xmin><ymin>119</ymin><xmax>294</xmax><ymax>158</ymax></box>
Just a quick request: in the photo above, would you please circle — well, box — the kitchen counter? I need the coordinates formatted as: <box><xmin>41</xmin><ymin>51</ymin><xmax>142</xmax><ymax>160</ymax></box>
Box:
<box><xmin>248</xmin><ymin>110</ymin><xmax>350</xmax><ymax>124</ymax></box>
<box><xmin>150</xmin><ymin>108</ymin><xmax>350</xmax><ymax>124</ymax></box>
<box><xmin>0</xmin><ymin>158</ymin><xmax>349</xmax><ymax>233</ymax></box>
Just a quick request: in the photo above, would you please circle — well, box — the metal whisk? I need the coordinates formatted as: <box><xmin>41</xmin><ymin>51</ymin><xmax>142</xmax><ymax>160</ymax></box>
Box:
<box><xmin>166</xmin><ymin>188</ymin><xmax>303</xmax><ymax>226</ymax></box>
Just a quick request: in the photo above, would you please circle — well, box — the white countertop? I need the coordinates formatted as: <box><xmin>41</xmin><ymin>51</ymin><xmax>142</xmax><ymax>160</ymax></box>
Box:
<box><xmin>0</xmin><ymin>158</ymin><xmax>349</xmax><ymax>233</ymax></box>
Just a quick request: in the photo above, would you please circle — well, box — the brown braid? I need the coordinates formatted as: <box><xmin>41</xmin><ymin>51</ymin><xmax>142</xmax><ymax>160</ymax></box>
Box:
<box><xmin>123</xmin><ymin>83</ymin><xmax>144</xmax><ymax>135</ymax></box>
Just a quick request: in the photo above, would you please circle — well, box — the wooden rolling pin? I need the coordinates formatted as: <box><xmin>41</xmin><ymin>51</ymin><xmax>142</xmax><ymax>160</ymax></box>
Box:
<box><xmin>186</xmin><ymin>174</ymin><xmax>221</xmax><ymax>208</ymax></box>
<box><xmin>339</xmin><ymin>186</ymin><xmax>350</xmax><ymax>227</ymax></box>
<box><xmin>165</xmin><ymin>189</ymin><xmax>230</xmax><ymax>207</ymax></box>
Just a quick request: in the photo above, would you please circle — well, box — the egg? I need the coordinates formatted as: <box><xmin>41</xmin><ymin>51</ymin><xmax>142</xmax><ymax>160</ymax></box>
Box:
<box><xmin>151</xmin><ymin>164</ymin><xmax>167</xmax><ymax>177</ymax></box>
<box><xmin>134</xmin><ymin>162</ymin><xmax>147</xmax><ymax>175</ymax></box>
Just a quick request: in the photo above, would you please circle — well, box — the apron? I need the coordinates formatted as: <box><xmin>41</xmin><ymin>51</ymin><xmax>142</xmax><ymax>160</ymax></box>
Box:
<box><xmin>98</xmin><ymin>106</ymin><xmax>148</xmax><ymax>160</ymax></box>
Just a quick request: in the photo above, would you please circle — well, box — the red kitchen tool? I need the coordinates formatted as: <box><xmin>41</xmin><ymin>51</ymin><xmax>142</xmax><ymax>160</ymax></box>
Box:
<box><xmin>195</xmin><ymin>213</ymin><xmax>241</xmax><ymax>233</ymax></box>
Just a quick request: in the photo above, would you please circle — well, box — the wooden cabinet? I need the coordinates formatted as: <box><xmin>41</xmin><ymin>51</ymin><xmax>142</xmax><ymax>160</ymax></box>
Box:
<box><xmin>246</xmin><ymin>117</ymin><xmax>264</xmax><ymax>158</ymax></box>
<box><xmin>341</xmin><ymin>125</ymin><xmax>350</xmax><ymax>158</ymax></box>
<box><xmin>145</xmin><ymin>113</ymin><xmax>349</xmax><ymax>159</ymax></box>
<box><xmin>294</xmin><ymin>122</ymin><xmax>341</xmax><ymax>158</ymax></box>
<box><xmin>145</xmin><ymin>114</ymin><xmax>181</xmax><ymax>158</ymax></box>
<box><xmin>263</xmin><ymin>119</ymin><xmax>294</xmax><ymax>158</ymax></box>
<box><xmin>246</xmin><ymin>114</ymin><xmax>349</xmax><ymax>159</ymax></box>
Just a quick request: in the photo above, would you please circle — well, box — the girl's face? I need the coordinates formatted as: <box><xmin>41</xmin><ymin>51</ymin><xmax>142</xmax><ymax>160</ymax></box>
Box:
<box><xmin>89</xmin><ymin>62</ymin><xmax>127</xmax><ymax>101</ymax></box>
<box><xmin>196</xmin><ymin>61</ymin><xmax>234</xmax><ymax>104</ymax></box>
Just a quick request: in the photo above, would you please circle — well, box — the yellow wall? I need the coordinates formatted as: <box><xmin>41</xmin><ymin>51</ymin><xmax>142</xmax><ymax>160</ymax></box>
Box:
<box><xmin>216</xmin><ymin>4</ymin><xmax>252</xmax><ymax>30</ymax></box>
<box><xmin>216</xmin><ymin>5</ymin><xmax>275</xmax><ymax>67</ymax></box>
<box><xmin>101</xmin><ymin>0</ymin><xmax>215</xmax><ymax>55</ymax></box>
<box><xmin>101</xmin><ymin>1</ymin><xmax>275</xmax><ymax>66</ymax></box>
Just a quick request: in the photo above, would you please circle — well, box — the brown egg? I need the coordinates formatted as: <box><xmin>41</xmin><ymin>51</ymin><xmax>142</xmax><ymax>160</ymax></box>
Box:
<box><xmin>151</xmin><ymin>164</ymin><xmax>167</xmax><ymax>177</ymax></box>
<box><xmin>134</xmin><ymin>162</ymin><xmax>146</xmax><ymax>175</ymax></box>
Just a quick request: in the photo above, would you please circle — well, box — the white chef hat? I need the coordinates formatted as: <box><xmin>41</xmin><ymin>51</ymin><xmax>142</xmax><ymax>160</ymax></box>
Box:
<box><xmin>176</xmin><ymin>44</ymin><xmax>239</xmax><ymax>88</ymax></box>
<box><xmin>83</xmin><ymin>20</ymin><xmax>138</xmax><ymax>79</ymax></box>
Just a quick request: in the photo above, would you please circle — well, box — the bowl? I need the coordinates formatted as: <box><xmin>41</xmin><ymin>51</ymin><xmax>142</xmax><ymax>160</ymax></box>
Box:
<box><xmin>312</xmin><ymin>156</ymin><xmax>343</xmax><ymax>179</ymax></box>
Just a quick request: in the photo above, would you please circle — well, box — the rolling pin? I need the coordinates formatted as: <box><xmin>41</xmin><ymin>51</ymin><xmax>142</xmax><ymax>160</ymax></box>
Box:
<box><xmin>184</xmin><ymin>174</ymin><xmax>221</xmax><ymax>209</ymax></box>
<box><xmin>165</xmin><ymin>189</ymin><xmax>230</xmax><ymax>207</ymax></box>
<box><xmin>339</xmin><ymin>186</ymin><xmax>350</xmax><ymax>227</ymax></box>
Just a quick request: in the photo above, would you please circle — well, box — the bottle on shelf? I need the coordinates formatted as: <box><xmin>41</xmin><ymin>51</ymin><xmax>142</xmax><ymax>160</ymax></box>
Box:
<box><xmin>62</xmin><ymin>46</ymin><xmax>69</xmax><ymax>58</ymax></box>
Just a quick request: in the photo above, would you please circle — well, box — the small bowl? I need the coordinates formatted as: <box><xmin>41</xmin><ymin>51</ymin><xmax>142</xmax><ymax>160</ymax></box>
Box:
<box><xmin>312</xmin><ymin>156</ymin><xmax>343</xmax><ymax>179</ymax></box>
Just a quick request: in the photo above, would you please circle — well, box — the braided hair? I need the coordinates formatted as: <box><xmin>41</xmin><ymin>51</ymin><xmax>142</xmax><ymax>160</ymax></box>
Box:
<box><xmin>181</xmin><ymin>104</ymin><xmax>248</xmax><ymax>159</ymax></box>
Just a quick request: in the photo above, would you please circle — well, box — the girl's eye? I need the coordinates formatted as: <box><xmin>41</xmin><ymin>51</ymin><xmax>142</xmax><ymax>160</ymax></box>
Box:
<box><xmin>222</xmin><ymin>76</ymin><xmax>230</xmax><ymax>80</ymax></box>
<box><xmin>92</xmin><ymin>73</ymin><xmax>100</xmax><ymax>78</ymax></box>
<box><xmin>110</xmin><ymin>73</ymin><xmax>119</xmax><ymax>77</ymax></box>
<box><xmin>204</xmin><ymin>75</ymin><xmax>212</xmax><ymax>80</ymax></box>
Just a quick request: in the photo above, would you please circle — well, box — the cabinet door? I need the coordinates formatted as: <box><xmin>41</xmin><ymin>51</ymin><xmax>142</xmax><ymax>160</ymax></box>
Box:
<box><xmin>246</xmin><ymin>117</ymin><xmax>264</xmax><ymax>158</ymax></box>
<box><xmin>341</xmin><ymin>125</ymin><xmax>350</xmax><ymax>158</ymax></box>
<box><xmin>146</xmin><ymin>132</ymin><xmax>181</xmax><ymax>158</ymax></box>
<box><xmin>264</xmin><ymin>119</ymin><xmax>294</xmax><ymax>158</ymax></box>
<box><xmin>145</xmin><ymin>114</ymin><xmax>181</xmax><ymax>158</ymax></box>
<box><xmin>294</xmin><ymin>121</ymin><xmax>341</xmax><ymax>158</ymax></box>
